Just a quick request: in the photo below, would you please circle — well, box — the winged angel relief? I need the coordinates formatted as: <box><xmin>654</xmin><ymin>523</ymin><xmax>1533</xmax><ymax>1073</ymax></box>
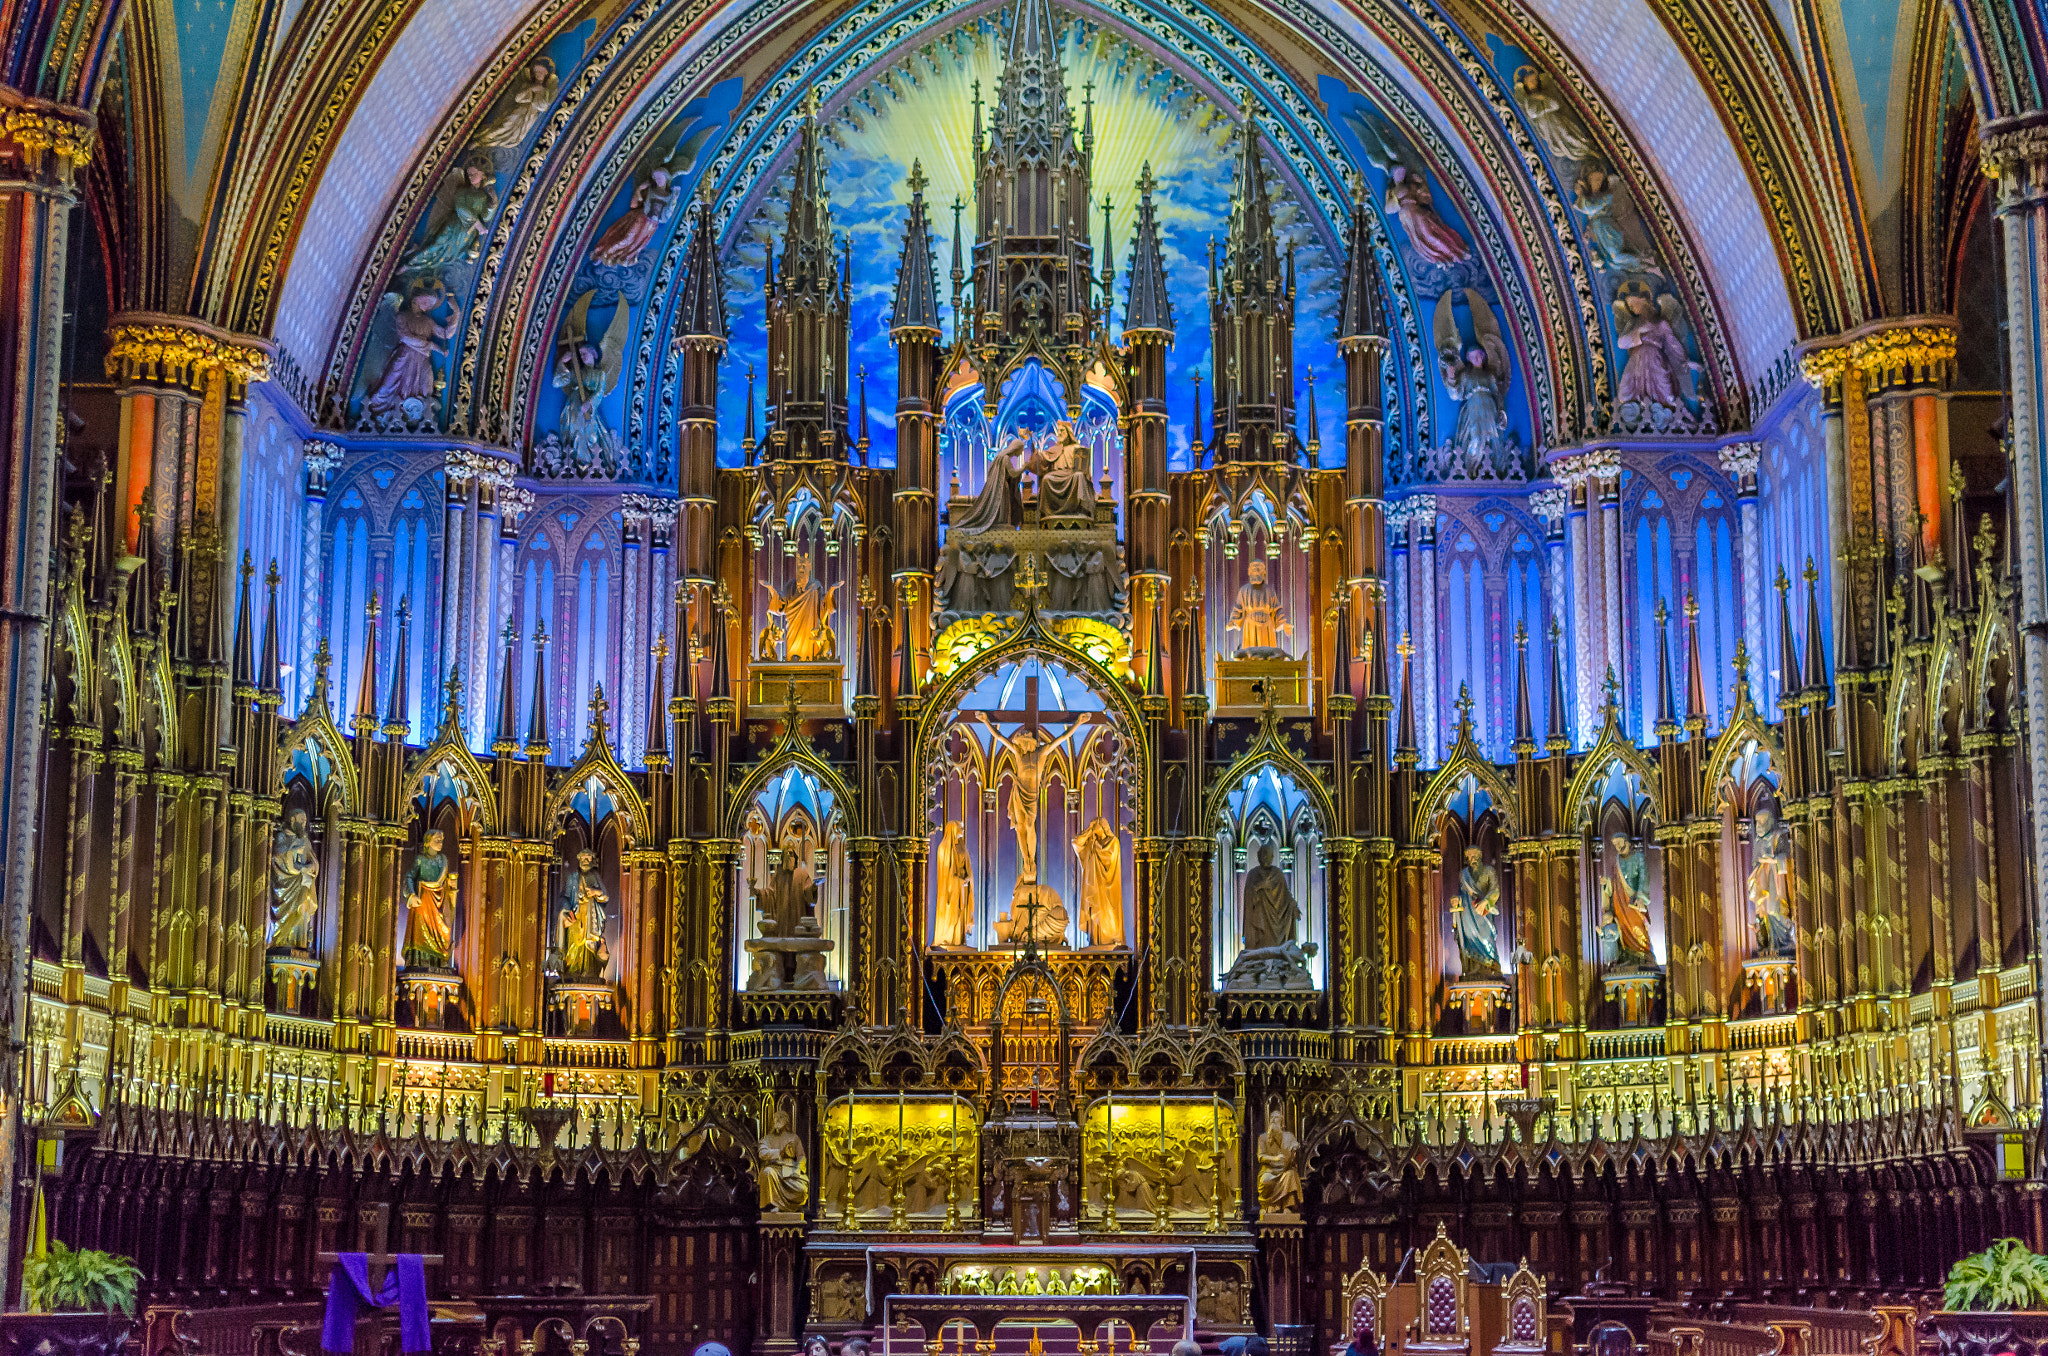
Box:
<box><xmin>1428</xmin><ymin>289</ymin><xmax>1522</xmax><ymax>482</ymax></box>
<box><xmin>534</xmin><ymin>293</ymin><xmax>632</xmax><ymax>478</ymax></box>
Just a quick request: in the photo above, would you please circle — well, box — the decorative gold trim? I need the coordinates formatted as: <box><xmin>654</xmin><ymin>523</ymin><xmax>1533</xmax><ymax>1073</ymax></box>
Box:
<box><xmin>105</xmin><ymin>314</ymin><xmax>273</xmax><ymax>390</ymax></box>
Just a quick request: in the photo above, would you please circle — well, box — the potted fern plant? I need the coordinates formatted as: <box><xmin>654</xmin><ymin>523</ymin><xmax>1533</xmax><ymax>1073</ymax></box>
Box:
<box><xmin>1926</xmin><ymin>1238</ymin><xmax>2048</xmax><ymax>1356</ymax></box>
<box><xmin>3</xmin><ymin>1242</ymin><xmax>143</xmax><ymax>1354</ymax></box>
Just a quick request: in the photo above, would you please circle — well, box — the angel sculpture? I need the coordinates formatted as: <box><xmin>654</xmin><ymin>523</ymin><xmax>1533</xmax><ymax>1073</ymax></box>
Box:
<box><xmin>590</xmin><ymin>163</ymin><xmax>681</xmax><ymax>268</ymax></box>
<box><xmin>1612</xmin><ymin>280</ymin><xmax>1698</xmax><ymax>418</ymax></box>
<box><xmin>403</xmin><ymin>155</ymin><xmax>499</xmax><ymax>273</ymax></box>
<box><xmin>1432</xmin><ymin>289</ymin><xmax>1515</xmax><ymax>480</ymax></box>
<box><xmin>551</xmin><ymin>291</ymin><xmax>631</xmax><ymax>472</ymax></box>
<box><xmin>1513</xmin><ymin>67</ymin><xmax>1599</xmax><ymax>163</ymax></box>
<box><xmin>1574</xmin><ymin>166</ymin><xmax>1658</xmax><ymax>275</ymax></box>
<box><xmin>471</xmin><ymin>56</ymin><xmax>558</xmax><ymax>151</ymax></box>
<box><xmin>1344</xmin><ymin>109</ymin><xmax>1472</xmax><ymax>267</ymax></box>
<box><xmin>363</xmin><ymin>279</ymin><xmax>455</xmax><ymax>426</ymax></box>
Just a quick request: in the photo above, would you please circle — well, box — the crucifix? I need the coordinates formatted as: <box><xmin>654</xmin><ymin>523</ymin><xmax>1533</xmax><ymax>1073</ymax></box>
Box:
<box><xmin>976</xmin><ymin>673</ymin><xmax>1092</xmax><ymax>894</ymax></box>
<box><xmin>316</xmin><ymin>1249</ymin><xmax>444</xmax><ymax>1296</ymax></box>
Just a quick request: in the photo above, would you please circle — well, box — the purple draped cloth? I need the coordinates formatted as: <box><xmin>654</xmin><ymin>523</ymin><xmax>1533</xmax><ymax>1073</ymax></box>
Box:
<box><xmin>322</xmin><ymin>1253</ymin><xmax>431</xmax><ymax>1354</ymax></box>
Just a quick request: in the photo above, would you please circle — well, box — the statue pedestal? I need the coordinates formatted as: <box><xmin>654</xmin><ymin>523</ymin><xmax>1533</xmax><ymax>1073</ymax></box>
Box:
<box><xmin>745</xmin><ymin>936</ymin><xmax>834</xmax><ymax>992</ymax></box>
<box><xmin>1215</xmin><ymin>657</ymin><xmax>1310</xmax><ymax>716</ymax></box>
<box><xmin>1449</xmin><ymin>975</ymin><xmax>1510</xmax><ymax>1030</ymax></box>
<box><xmin>1741</xmin><ymin>956</ymin><xmax>1794</xmax><ymax>1015</ymax></box>
<box><xmin>749</xmin><ymin>661</ymin><xmax>844</xmax><ymax>715</ymax></box>
<box><xmin>399</xmin><ymin>968</ymin><xmax>464</xmax><ymax>1030</ymax></box>
<box><xmin>549</xmin><ymin>980</ymin><xmax>615</xmax><ymax>1035</ymax></box>
<box><xmin>267</xmin><ymin>949</ymin><xmax>319</xmax><ymax>1014</ymax></box>
<box><xmin>1601</xmin><ymin>969</ymin><xmax>1662</xmax><ymax>1027</ymax></box>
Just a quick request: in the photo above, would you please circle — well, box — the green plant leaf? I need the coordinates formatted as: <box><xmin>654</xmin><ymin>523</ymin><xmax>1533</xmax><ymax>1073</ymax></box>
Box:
<box><xmin>20</xmin><ymin>1242</ymin><xmax>142</xmax><ymax>1316</ymax></box>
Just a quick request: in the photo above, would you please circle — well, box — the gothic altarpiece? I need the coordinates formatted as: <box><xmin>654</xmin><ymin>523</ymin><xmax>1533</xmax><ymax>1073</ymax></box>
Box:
<box><xmin>20</xmin><ymin>3</ymin><xmax>2043</xmax><ymax>1354</ymax></box>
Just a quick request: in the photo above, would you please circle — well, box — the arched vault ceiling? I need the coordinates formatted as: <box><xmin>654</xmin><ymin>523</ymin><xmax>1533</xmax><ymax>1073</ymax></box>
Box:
<box><xmin>1487</xmin><ymin>0</ymin><xmax>1803</xmax><ymax>380</ymax></box>
<box><xmin>270</xmin><ymin>0</ymin><xmax>1821</xmax><ymax>446</ymax></box>
<box><xmin>270</xmin><ymin>0</ymin><xmax>635</xmax><ymax>374</ymax></box>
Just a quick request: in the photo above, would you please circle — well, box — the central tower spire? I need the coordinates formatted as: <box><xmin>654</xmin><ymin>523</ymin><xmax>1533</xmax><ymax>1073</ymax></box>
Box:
<box><xmin>766</xmin><ymin>91</ymin><xmax>851</xmax><ymax>460</ymax></box>
<box><xmin>969</xmin><ymin>0</ymin><xmax>1099</xmax><ymax>405</ymax></box>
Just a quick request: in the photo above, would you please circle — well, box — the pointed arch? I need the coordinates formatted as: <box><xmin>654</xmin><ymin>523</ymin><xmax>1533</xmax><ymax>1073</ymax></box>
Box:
<box><xmin>403</xmin><ymin>729</ymin><xmax>503</xmax><ymax>837</ymax></box>
<box><xmin>544</xmin><ymin>726</ymin><xmax>651</xmax><ymax>845</ymax></box>
<box><xmin>1562</xmin><ymin>713</ymin><xmax>1664</xmax><ymax>832</ymax></box>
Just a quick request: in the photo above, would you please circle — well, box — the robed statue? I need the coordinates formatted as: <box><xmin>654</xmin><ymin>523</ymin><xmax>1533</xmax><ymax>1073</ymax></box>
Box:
<box><xmin>1749</xmin><ymin>807</ymin><xmax>1794</xmax><ymax>957</ymax></box>
<box><xmin>1073</xmin><ymin>817</ymin><xmax>1123</xmax><ymax>948</ymax></box>
<box><xmin>1241</xmin><ymin>842</ymin><xmax>1299</xmax><ymax>951</ymax></box>
<box><xmin>1228</xmin><ymin>560</ymin><xmax>1292</xmax><ymax>658</ymax></box>
<box><xmin>559</xmin><ymin>848</ymin><xmax>610</xmax><ymax>980</ymax></box>
<box><xmin>402</xmin><ymin>829</ymin><xmax>456</xmax><ymax>969</ymax></box>
<box><xmin>756</xmin><ymin>1099</ymin><xmax>809</xmax><ymax>1214</ymax></box>
<box><xmin>955</xmin><ymin>434</ymin><xmax>1032</xmax><ymax>534</ymax></box>
<box><xmin>1451</xmin><ymin>845</ymin><xmax>1503</xmax><ymax>978</ymax></box>
<box><xmin>1599</xmin><ymin>832</ymin><xmax>1657</xmax><ymax>968</ymax></box>
<box><xmin>1030</xmin><ymin>421</ymin><xmax>1096</xmax><ymax>523</ymax></box>
<box><xmin>932</xmin><ymin>820</ymin><xmax>974</xmax><ymax>949</ymax></box>
<box><xmin>760</xmin><ymin>553</ymin><xmax>841</xmax><ymax>662</ymax></box>
<box><xmin>269</xmin><ymin>808</ymin><xmax>320</xmax><ymax>952</ymax></box>
<box><xmin>1255</xmin><ymin>1103</ymin><xmax>1303</xmax><ymax>1213</ymax></box>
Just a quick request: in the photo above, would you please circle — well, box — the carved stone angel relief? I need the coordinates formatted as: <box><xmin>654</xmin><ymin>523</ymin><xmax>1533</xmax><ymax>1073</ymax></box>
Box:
<box><xmin>1429</xmin><ymin>289</ymin><xmax>1522</xmax><ymax>483</ymax></box>
<box><xmin>535</xmin><ymin>291</ymin><xmax>632</xmax><ymax>478</ymax></box>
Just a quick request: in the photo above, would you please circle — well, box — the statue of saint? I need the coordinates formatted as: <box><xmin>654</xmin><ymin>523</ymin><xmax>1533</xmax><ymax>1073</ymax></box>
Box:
<box><xmin>558</xmin><ymin>848</ymin><xmax>610</xmax><ymax>980</ymax></box>
<box><xmin>756</xmin><ymin>1099</ymin><xmax>809</xmax><ymax>1213</ymax></box>
<box><xmin>402</xmin><ymin>829</ymin><xmax>455</xmax><ymax>969</ymax></box>
<box><xmin>1073</xmin><ymin>817</ymin><xmax>1123</xmax><ymax>948</ymax></box>
<box><xmin>1241</xmin><ymin>842</ymin><xmax>1300</xmax><ymax>952</ymax></box>
<box><xmin>1030</xmin><ymin>421</ymin><xmax>1096</xmax><ymax>524</ymax></box>
<box><xmin>759</xmin><ymin>553</ymin><xmax>840</xmax><ymax>662</ymax></box>
<box><xmin>1255</xmin><ymin>1106</ymin><xmax>1302</xmax><ymax>1213</ymax></box>
<box><xmin>757</xmin><ymin>823</ymin><xmax>820</xmax><ymax>941</ymax></box>
<box><xmin>975</xmin><ymin>713</ymin><xmax>1093</xmax><ymax>885</ymax></box>
<box><xmin>1748</xmin><ymin>807</ymin><xmax>1794</xmax><ymax>957</ymax></box>
<box><xmin>1599</xmin><ymin>832</ymin><xmax>1657</xmax><ymax>968</ymax></box>
<box><xmin>1452</xmin><ymin>845</ymin><xmax>1503</xmax><ymax>978</ymax></box>
<box><xmin>932</xmin><ymin>820</ymin><xmax>974</xmax><ymax>948</ymax></box>
<box><xmin>1228</xmin><ymin>560</ymin><xmax>1293</xmax><ymax>658</ymax></box>
<box><xmin>269</xmin><ymin>808</ymin><xmax>320</xmax><ymax>952</ymax></box>
<box><xmin>954</xmin><ymin>434</ymin><xmax>1031</xmax><ymax>534</ymax></box>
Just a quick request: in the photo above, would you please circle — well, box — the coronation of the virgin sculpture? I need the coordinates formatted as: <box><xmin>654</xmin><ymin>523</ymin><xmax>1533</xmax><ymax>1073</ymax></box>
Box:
<box><xmin>0</xmin><ymin>0</ymin><xmax>2045</xmax><ymax>1350</ymax></box>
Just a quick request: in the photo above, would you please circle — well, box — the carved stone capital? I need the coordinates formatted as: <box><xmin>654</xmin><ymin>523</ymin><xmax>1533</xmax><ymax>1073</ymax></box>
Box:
<box><xmin>1527</xmin><ymin>486</ymin><xmax>1570</xmax><ymax>524</ymax></box>
<box><xmin>1979</xmin><ymin>113</ymin><xmax>2048</xmax><ymax>179</ymax></box>
<box><xmin>1</xmin><ymin>101</ymin><xmax>96</xmax><ymax>174</ymax></box>
<box><xmin>1550</xmin><ymin>447</ymin><xmax>1620</xmax><ymax>487</ymax></box>
<box><xmin>105</xmin><ymin>313</ymin><xmax>273</xmax><ymax>393</ymax></box>
<box><xmin>497</xmin><ymin>485</ymin><xmax>536</xmax><ymax>521</ymax></box>
<box><xmin>303</xmin><ymin>441</ymin><xmax>347</xmax><ymax>478</ymax></box>
<box><xmin>1717</xmin><ymin>441</ymin><xmax>1761</xmax><ymax>480</ymax></box>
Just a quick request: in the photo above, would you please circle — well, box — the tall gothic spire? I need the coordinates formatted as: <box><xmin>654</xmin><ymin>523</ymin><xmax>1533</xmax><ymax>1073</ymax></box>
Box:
<box><xmin>1123</xmin><ymin>163</ymin><xmax>1173</xmax><ymax>336</ymax></box>
<box><xmin>1337</xmin><ymin>176</ymin><xmax>1387</xmax><ymax>344</ymax></box>
<box><xmin>782</xmin><ymin>93</ymin><xmax>835</xmax><ymax>285</ymax></box>
<box><xmin>990</xmin><ymin>0</ymin><xmax>1074</xmax><ymax>177</ymax></box>
<box><xmin>675</xmin><ymin>189</ymin><xmax>727</xmax><ymax>343</ymax></box>
<box><xmin>1209</xmin><ymin>122</ymin><xmax>1295</xmax><ymax>461</ymax></box>
<box><xmin>493</xmin><ymin>619</ymin><xmax>521</xmax><ymax>755</ymax></box>
<box><xmin>891</xmin><ymin>161</ymin><xmax>941</xmax><ymax>336</ymax></box>
<box><xmin>526</xmin><ymin>621</ymin><xmax>552</xmax><ymax>757</ymax></box>
<box><xmin>1220</xmin><ymin>122</ymin><xmax>1283</xmax><ymax>297</ymax></box>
